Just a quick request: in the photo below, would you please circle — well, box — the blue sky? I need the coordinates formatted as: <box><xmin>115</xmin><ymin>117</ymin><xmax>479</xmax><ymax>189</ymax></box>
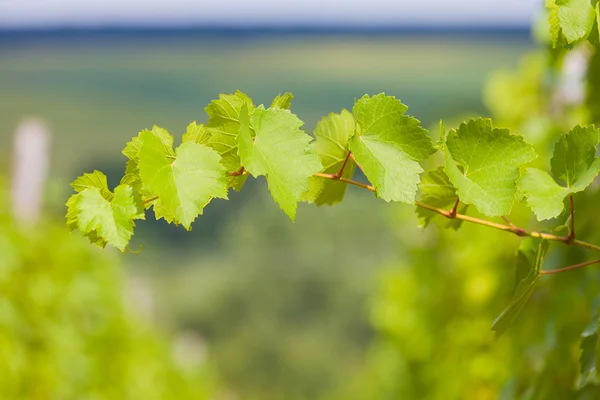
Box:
<box><xmin>1</xmin><ymin>0</ymin><xmax>540</xmax><ymax>28</ymax></box>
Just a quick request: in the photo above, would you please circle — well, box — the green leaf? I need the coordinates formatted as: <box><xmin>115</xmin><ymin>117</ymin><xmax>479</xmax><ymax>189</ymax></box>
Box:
<box><xmin>75</xmin><ymin>186</ymin><xmax>142</xmax><ymax>251</ymax></box>
<box><xmin>416</xmin><ymin>167</ymin><xmax>465</xmax><ymax>230</ymax></box>
<box><xmin>349</xmin><ymin>94</ymin><xmax>435</xmax><ymax>203</ymax></box>
<box><xmin>123</xmin><ymin>126</ymin><xmax>173</xmax><ymax>162</ymax></box>
<box><xmin>547</xmin><ymin>0</ymin><xmax>563</xmax><ymax>46</ymax></box>
<box><xmin>551</xmin><ymin>125</ymin><xmax>600</xmax><ymax>190</ymax></box>
<box><xmin>444</xmin><ymin>118</ymin><xmax>537</xmax><ymax>217</ymax></box>
<box><xmin>70</xmin><ymin>170</ymin><xmax>114</xmax><ymax>200</ymax></box>
<box><xmin>520</xmin><ymin>125</ymin><xmax>600</xmax><ymax>220</ymax></box>
<box><xmin>518</xmin><ymin>168</ymin><xmax>570</xmax><ymax>220</ymax></box>
<box><xmin>120</xmin><ymin>159</ymin><xmax>141</xmax><ymax>191</ymax></box>
<box><xmin>66</xmin><ymin>171</ymin><xmax>144</xmax><ymax>251</ymax></box>
<box><xmin>65</xmin><ymin>194</ymin><xmax>79</xmax><ymax>232</ymax></box>
<box><xmin>121</xmin><ymin>126</ymin><xmax>175</xmax><ymax>209</ymax></box>
<box><xmin>304</xmin><ymin>109</ymin><xmax>357</xmax><ymax>206</ymax></box>
<box><xmin>492</xmin><ymin>238</ymin><xmax>548</xmax><ymax>337</ymax></box>
<box><xmin>238</xmin><ymin>105</ymin><xmax>322</xmax><ymax>220</ymax></box>
<box><xmin>182</xmin><ymin>121</ymin><xmax>211</xmax><ymax>145</ymax></box>
<box><xmin>137</xmin><ymin>128</ymin><xmax>229</xmax><ymax>229</ymax></box>
<box><xmin>270</xmin><ymin>92</ymin><xmax>294</xmax><ymax>110</ymax></box>
<box><xmin>547</xmin><ymin>0</ymin><xmax>596</xmax><ymax>44</ymax></box>
<box><xmin>205</xmin><ymin>91</ymin><xmax>255</xmax><ymax>172</ymax></box>
<box><xmin>597</xmin><ymin>3</ymin><xmax>600</xmax><ymax>40</ymax></box>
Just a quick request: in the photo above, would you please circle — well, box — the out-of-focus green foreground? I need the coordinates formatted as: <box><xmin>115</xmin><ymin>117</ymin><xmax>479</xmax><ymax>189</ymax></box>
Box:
<box><xmin>0</xmin><ymin>181</ymin><xmax>215</xmax><ymax>399</ymax></box>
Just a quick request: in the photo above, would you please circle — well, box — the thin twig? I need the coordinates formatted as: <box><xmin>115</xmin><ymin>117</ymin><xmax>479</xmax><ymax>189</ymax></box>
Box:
<box><xmin>448</xmin><ymin>198</ymin><xmax>460</xmax><ymax>218</ymax></box>
<box><xmin>227</xmin><ymin>167</ymin><xmax>245</xmax><ymax>177</ymax></box>
<box><xmin>350</xmin><ymin>153</ymin><xmax>365</xmax><ymax>174</ymax></box>
<box><xmin>501</xmin><ymin>216</ymin><xmax>516</xmax><ymax>229</ymax></box>
<box><xmin>540</xmin><ymin>258</ymin><xmax>600</xmax><ymax>275</ymax></box>
<box><xmin>502</xmin><ymin>216</ymin><xmax>527</xmax><ymax>237</ymax></box>
<box><xmin>333</xmin><ymin>152</ymin><xmax>352</xmax><ymax>179</ymax></box>
<box><xmin>313</xmin><ymin>172</ymin><xmax>375</xmax><ymax>192</ymax></box>
<box><xmin>142</xmin><ymin>196</ymin><xmax>158</xmax><ymax>205</ymax></box>
<box><xmin>312</xmin><ymin>172</ymin><xmax>600</xmax><ymax>253</ymax></box>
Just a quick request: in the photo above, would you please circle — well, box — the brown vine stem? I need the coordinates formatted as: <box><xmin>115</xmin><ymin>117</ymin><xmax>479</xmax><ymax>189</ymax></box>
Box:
<box><xmin>227</xmin><ymin>167</ymin><xmax>246</xmax><ymax>177</ymax></box>
<box><xmin>333</xmin><ymin>152</ymin><xmax>352</xmax><ymax>179</ymax></box>
<box><xmin>313</xmin><ymin>172</ymin><xmax>376</xmax><ymax>192</ymax></box>
<box><xmin>142</xmin><ymin>196</ymin><xmax>158</xmax><ymax>205</ymax></box>
<box><xmin>350</xmin><ymin>153</ymin><xmax>365</xmax><ymax>174</ymax></box>
<box><xmin>448</xmin><ymin>198</ymin><xmax>460</xmax><ymax>218</ymax></box>
<box><xmin>313</xmin><ymin>174</ymin><xmax>600</xmax><ymax>254</ymax></box>
<box><xmin>540</xmin><ymin>258</ymin><xmax>600</xmax><ymax>275</ymax></box>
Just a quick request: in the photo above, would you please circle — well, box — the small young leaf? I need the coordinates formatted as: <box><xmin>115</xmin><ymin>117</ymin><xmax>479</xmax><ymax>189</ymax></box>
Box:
<box><xmin>75</xmin><ymin>185</ymin><xmax>142</xmax><ymax>251</ymax></box>
<box><xmin>416</xmin><ymin>167</ymin><xmax>465</xmax><ymax>230</ymax></box>
<box><xmin>138</xmin><ymin>128</ymin><xmax>229</xmax><ymax>229</ymax></box>
<box><xmin>551</xmin><ymin>125</ymin><xmax>600</xmax><ymax>191</ymax></box>
<box><xmin>270</xmin><ymin>92</ymin><xmax>294</xmax><ymax>110</ymax></box>
<box><xmin>444</xmin><ymin>118</ymin><xmax>537</xmax><ymax>217</ymax></box>
<box><xmin>546</xmin><ymin>0</ymin><xmax>596</xmax><ymax>44</ymax></box>
<box><xmin>304</xmin><ymin>109</ymin><xmax>357</xmax><ymax>206</ymax></box>
<box><xmin>70</xmin><ymin>170</ymin><xmax>114</xmax><ymax>200</ymax></box>
<box><xmin>349</xmin><ymin>93</ymin><xmax>435</xmax><ymax>203</ymax></box>
<box><xmin>205</xmin><ymin>90</ymin><xmax>255</xmax><ymax>172</ymax></box>
<box><xmin>520</xmin><ymin>125</ymin><xmax>600</xmax><ymax>220</ymax></box>
<box><xmin>518</xmin><ymin>168</ymin><xmax>570</xmax><ymax>220</ymax></box>
<box><xmin>182</xmin><ymin>121</ymin><xmax>211</xmax><ymax>145</ymax></box>
<box><xmin>66</xmin><ymin>171</ymin><xmax>144</xmax><ymax>251</ymax></box>
<box><xmin>492</xmin><ymin>239</ymin><xmax>548</xmax><ymax>337</ymax></box>
<box><xmin>238</xmin><ymin>105</ymin><xmax>322</xmax><ymax>220</ymax></box>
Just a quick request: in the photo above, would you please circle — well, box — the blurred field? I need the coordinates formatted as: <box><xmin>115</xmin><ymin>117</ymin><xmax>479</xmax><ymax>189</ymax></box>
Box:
<box><xmin>0</xmin><ymin>31</ymin><xmax>534</xmax><ymax>399</ymax></box>
<box><xmin>0</xmin><ymin>33</ymin><xmax>531</xmax><ymax>179</ymax></box>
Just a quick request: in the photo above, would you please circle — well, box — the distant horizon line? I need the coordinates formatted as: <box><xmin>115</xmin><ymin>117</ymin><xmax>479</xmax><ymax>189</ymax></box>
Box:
<box><xmin>0</xmin><ymin>24</ymin><xmax>531</xmax><ymax>32</ymax></box>
<box><xmin>0</xmin><ymin>25</ymin><xmax>532</xmax><ymax>39</ymax></box>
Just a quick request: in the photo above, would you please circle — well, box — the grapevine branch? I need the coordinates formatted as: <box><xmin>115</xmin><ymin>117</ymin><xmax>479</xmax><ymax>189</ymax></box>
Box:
<box><xmin>540</xmin><ymin>258</ymin><xmax>600</xmax><ymax>275</ymax></box>
<box><xmin>311</xmin><ymin>174</ymin><xmax>600</xmax><ymax>260</ymax></box>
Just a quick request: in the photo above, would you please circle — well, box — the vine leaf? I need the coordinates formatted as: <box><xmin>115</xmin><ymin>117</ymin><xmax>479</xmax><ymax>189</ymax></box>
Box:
<box><xmin>70</xmin><ymin>170</ymin><xmax>114</xmax><ymax>200</ymax></box>
<box><xmin>238</xmin><ymin>104</ymin><xmax>322</xmax><ymax>220</ymax></box>
<box><xmin>182</xmin><ymin>121</ymin><xmax>211</xmax><ymax>145</ymax></box>
<box><xmin>205</xmin><ymin>90</ymin><xmax>256</xmax><ymax>172</ymax></box>
<box><xmin>121</xmin><ymin>126</ymin><xmax>173</xmax><ymax>196</ymax></box>
<box><xmin>520</xmin><ymin>125</ymin><xmax>600</xmax><ymax>220</ymax></box>
<box><xmin>349</xmin><ymin>93</ymin><xmax>435</xmax><ymax>203</ymax></box>
<box><xmin>444</xmin><ymin>118</ymin><xmax>536</xmax><ymax>217</ymax></box>
<box><xmin>546</xmin><ymin>0</ymin><xmax>596</xmax><ymax>44</ymax></box>
<box><xmin>138</xmin><ymin>128</ymin><xmax>229</xmax><ymax>229</ymax></box>
<box><xmin>304</xmin><ymin>109</ymin><xmax>357</xmax><ymax>206</ymax></box>
<box><xmin>66</xmin><ymin>171</ymin><xmax>144</xmax><ymax>251</ymax></box>
<box><xmin>270</xmin><ymin>92</ymin><xmax>294</xmax><ymax>110</ymax></box>
<box><xmin>492</xmin><ymin>238</ymin><xmax>548</xmax><ymax>337</ymax></box>
<box><xmin>518</xmin><ymin>169</ymin><xmax>570</xmax><ymax>221</ymax></box>
<box><xmin>416</xmin><ymin>167</ymin><xmax>465</xmax><ymax>230</ymax></box>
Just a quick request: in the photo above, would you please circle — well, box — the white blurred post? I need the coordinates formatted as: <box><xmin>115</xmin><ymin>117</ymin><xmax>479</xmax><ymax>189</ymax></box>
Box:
<box><xmin>11</xmin><ymin>118</ymin><xmax>51</xmax><ymax>225</ymax></box>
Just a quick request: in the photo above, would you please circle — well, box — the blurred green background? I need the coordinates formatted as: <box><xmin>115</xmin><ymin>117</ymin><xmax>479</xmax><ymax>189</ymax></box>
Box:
<box><xmin>7</xmin><ymin>30</ymin><xmax>597</xmax><ymax>399</ymax></box>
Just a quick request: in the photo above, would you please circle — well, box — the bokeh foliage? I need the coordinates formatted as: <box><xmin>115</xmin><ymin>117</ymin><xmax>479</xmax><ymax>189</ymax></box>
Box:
<box><xmin>0</xmin><ymin>181</ymin><xmax>215</xmax><ymax>399</ymax></box>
